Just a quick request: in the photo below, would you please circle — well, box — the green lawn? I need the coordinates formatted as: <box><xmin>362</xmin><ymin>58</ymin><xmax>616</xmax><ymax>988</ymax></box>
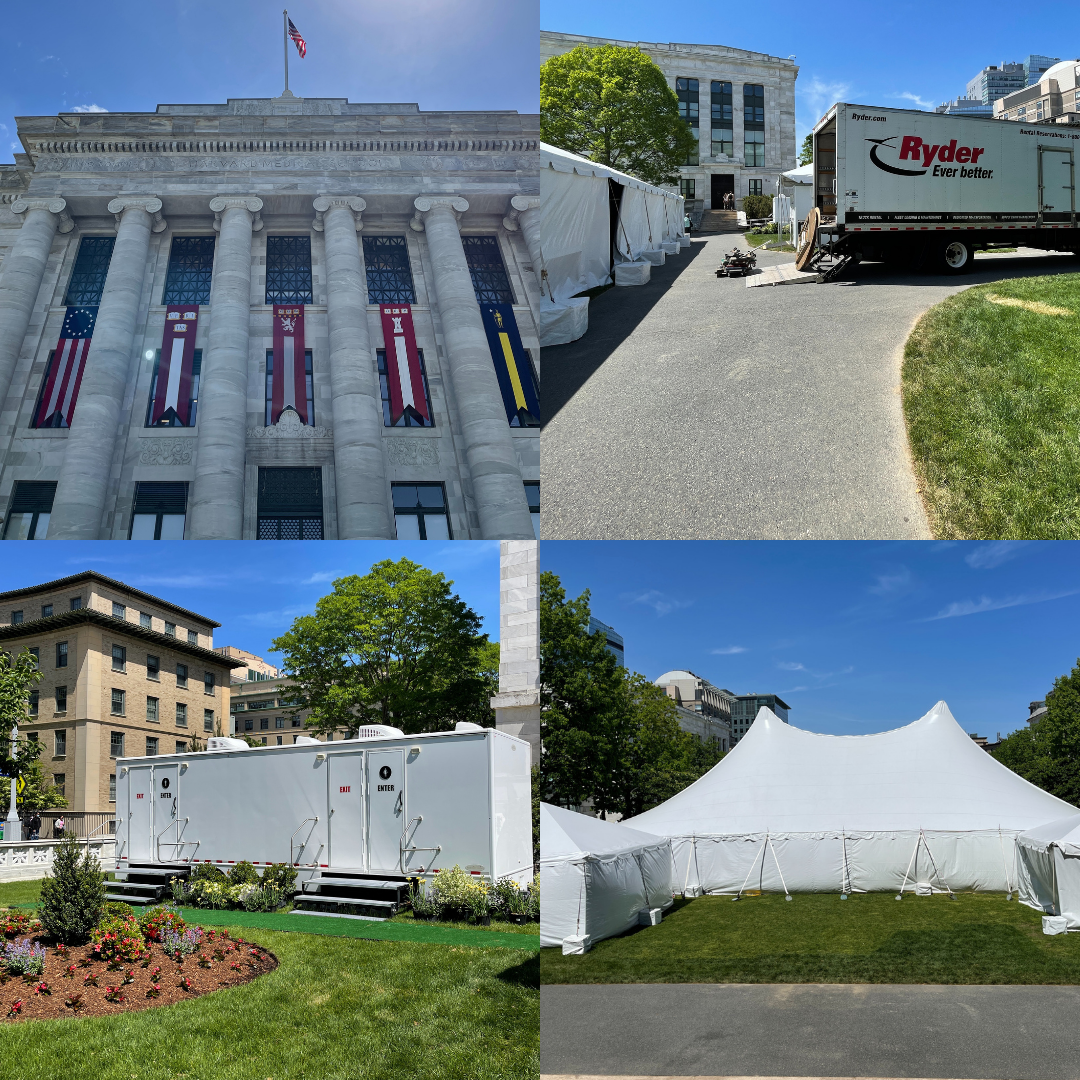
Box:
<box><xmin>0</xmin><ymin>884</ymin><xmax>537</xmax><ymax>1079</ymax></box>
<box><xmin>743</xmin><ymin>231</ymin><xmax>794</xmax><ymax>251</ymax></box>
<box><xmin>540</xmin><ymin>893</ymin><xmax>1080</xmax><ymax>985</ymax></box>
<box><xmin>902</xmin><ymin>272</ymin><xmax>1080</xmax><ymax>537</ymax></box>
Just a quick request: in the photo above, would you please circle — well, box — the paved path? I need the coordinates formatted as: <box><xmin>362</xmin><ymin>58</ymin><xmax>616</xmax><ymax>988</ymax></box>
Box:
<box><xmin>541</xmin><ymin>983</ymin><xmax>1080</xmax><ymax>1079</ymax></box>
<box><xmin>542</xmin><ymin>240</ymin><xmax>1075</xmax><ymax>539</ymax></box>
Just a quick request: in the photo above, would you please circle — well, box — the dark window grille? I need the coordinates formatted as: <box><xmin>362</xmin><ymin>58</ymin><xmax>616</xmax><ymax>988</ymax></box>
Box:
<box><xmin>176</xmin><ymin>663</ymin><xmax>188</xmax><ymax>689</ymax></box>
<box><xmin>391</xmin><ymin>483</ymin><xmax>451</xmax><ymax>540</ymax></box>
<box><xmin>264</xmin><ymin>350</ymin><xmax>314</xmax><ymax>426</ymax></box>
<box><xmin>110</xmin><ymin>732</ymin><xmax>124</xmax><ymax>758</ymax></box>
<box><xmin>743</xmin><ymin>84</ymin><xmax>765</xmax><ymax>128</ymax></box>
<box><xmin>525</xmin><ymin>482</ymin><xmax>540</xmax><ymax>514</ymax></box>
<box><xmin>146</xmin><ymin>349</ymin><xmax>201</xmax><ymax>427</ymax></box>
<box><xmin>711</xmin><ymin>81</ymin><xmax>734</xmax><ymax>157</ymax></box>
<box><xmin>55</xmin><ymin>686</ymin><xmax>67</xmax><ymax>711</ymax></box>
<box><xmin>677</xmin><ymin>78</ymin><xmax>700</xmax><ymax>165</ymax></box>
<box><xmin>2</xmin><ymin>481</ymin><xmax>56</xmax><ymax>540</ymax></box>
<box><xmin>64</xmin><ymin>238</ymin><xmax>114</xmax><ymax>305</ymax></box>
<box><xmin>130</xmin><ymin>481</ymin><xmax>188</xmax><ymax>540</ymax></box>
<box><xmin>376</xmin><ymin>348</ymin><xmax>434</xmax><ymax>426</ymax></box>
<box><xmin>146</xmin><ymin>737</ymin><xmax>158</xmax><ymax>757</ymax></box>
<box><xmin>257</xmin><ymin>467</ymin><xmax>323</xmax><ymax>540</ymax></box>
<box><xmin>462</xmin><ymin>236</ymin><xmax>515</xmax><ymax>304</ymax></box>
<box><xmin>363</xmin><ymin>236</ymin><xmax>416</xmax><ymax>302</ymax></box>
<box><xmin>680</xmin><ymin>180</ymin><xmax>696</xmax><ymax>201</ymax></box>
<box><xmin>162</xmin><ymin>237</ymin><xmax>215</xmax><ymax>304</ymax></box>
<box><xmin>265</xmin><ymin>236</ymin><xmax>313</xmax><ymax>303</ymax></box>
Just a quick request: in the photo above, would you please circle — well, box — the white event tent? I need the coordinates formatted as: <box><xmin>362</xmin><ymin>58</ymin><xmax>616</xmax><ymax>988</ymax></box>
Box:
<box><xmin>625</xmin><ymin>703</ymin><xmax>1076</xmax><ymax>896</ymax></box>
<box><xmin>1017</xmin><ymin>815</ymin><xmax>1080</xmax><ymax>929</ymax></box>
<box><xmin>539</xmin><ymin>143</ymin><xmax>684</xmax><ymax>346</ymax></box>
<box><xmin>540</xmin><ymin>802</ymin><xmax>673</xmax><ymax>950</ymax></box>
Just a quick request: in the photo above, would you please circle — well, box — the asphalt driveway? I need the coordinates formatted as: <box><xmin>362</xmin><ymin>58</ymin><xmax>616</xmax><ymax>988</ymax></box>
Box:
<box><xmin>540</xmin><ymin>982</ymin><xmax>1080</xmax><ymax>1079</ymax></box>
<box><xmin>541</xmin><ymin>239</ymin><xmax>1076</xmax><ymax>539</ymax></box>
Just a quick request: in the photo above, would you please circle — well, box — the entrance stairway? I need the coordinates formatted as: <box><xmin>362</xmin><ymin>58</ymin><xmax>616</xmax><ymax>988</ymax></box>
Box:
<box><xmin>696</xmin><ymin>210</ymin><xmax>742</xmax><ymax>235</ymax></box>
<box><xmin>291</xmin><ymin>871</ymin><xmax>411</xmax><ymax>921</ymax></box>
<box><xmin>106</xmin><ymin>862</ymin><xmax>190</xmax><ymax>906</ymax></box>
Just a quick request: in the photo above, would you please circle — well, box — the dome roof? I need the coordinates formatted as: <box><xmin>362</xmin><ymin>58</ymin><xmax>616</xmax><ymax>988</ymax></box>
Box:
<box><xmin>1040</xmin><ymin>59</ymin><xmax>1080</xmax><ymax>85</ymax></box>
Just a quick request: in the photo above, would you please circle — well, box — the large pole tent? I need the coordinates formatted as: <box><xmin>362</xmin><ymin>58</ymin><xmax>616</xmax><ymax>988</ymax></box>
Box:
<box><xmin>625</xmin><ymin>702</ymin><xmax>1076</xmax><ymax>896</ymax></box>
<box><xmin>539</xmin><ymin>143</ymin><xmax>685</xmax><ymax>347</ymax></box>
<box><xmin>540</xmin><ymin>802</ymin><xmax>674</xmax><ymax>952</ymax></box>
<box><xmin>1016</xmin><ymin>814</ymin><xmax>1080</xmax><ymax>929</ymax></box>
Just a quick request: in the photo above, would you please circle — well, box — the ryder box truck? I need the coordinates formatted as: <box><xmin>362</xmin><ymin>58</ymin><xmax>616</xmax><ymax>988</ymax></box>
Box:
<box><xmin>798</xmin><ymin>103</ymin><xmax>1079</xmax><ymax>275</ymax></box>
<box><xmin>111</xmin><ymin>724</ymin><xmax>533</xmax><ymax>918</ymax></box>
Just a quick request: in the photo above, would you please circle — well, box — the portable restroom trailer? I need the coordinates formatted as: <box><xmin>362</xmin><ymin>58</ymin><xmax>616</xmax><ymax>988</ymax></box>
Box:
<box><xmin>113</xmin><ymin>723</ymin><xmax>532</xmax><ymax>918</ymax></box>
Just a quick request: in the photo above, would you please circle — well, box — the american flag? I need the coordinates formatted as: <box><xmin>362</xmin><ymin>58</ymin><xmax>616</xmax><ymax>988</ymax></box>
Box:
<box><xmin>35</xmin><ymin>306</ymin><xmax>97</xmax><ymax>428</ymax></box>
<box><xmin>288</xmin><ymin>17</ymin><xmax>307</xmax><ymax>58</ymax></box>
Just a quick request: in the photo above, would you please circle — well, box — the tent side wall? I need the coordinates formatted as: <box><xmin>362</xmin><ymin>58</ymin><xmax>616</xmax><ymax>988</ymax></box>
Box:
<box><xmin>540</xmin><ymin>858</ymin><xmax>588</xmax><ymax>947</ymax></box>
<box><xmin>1017</xmin><ymin>842</ymin><xmax>1080</xmax><ymax>929</ymax></box>
<box><xmin>672</xmin><ymin>830</ymin><xmax>1022</xmax><ymax>895</ymax></box>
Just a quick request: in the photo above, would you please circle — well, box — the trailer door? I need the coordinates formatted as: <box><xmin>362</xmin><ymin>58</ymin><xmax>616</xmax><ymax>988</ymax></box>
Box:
<box><xmin>328</xmin><ymin>753</ymin><xmax>366</xmax><ymax>869</ymax></box>
<box><xmin>127</xmin><ymin>766</ymin><xmax>154</xmax><ymax>861</ymax></box>
<box><xmin>154</xmin><ymin>763</ymin><xmax>179</xmax><ymax>861</ymax></box>
<box><xmin>1039</xmin><ymin>147</ymin><xmax>1075</xmax><ymax>225</ymax></box>
<box><xmin>366</xmin><ymin>749</ymin><xmax>405</xmax><ymax>873</ymax></box>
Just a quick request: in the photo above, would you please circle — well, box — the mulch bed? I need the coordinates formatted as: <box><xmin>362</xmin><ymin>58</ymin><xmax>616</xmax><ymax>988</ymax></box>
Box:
<box><xmin>1</xmin><ymin>930</ymin><xmax>277</xmax><ymax>1022</ymax></box>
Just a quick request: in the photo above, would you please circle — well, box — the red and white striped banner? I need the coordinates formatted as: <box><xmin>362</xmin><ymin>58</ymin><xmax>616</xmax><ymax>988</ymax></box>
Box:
<box><xmin>271</xmin><ymin>304</ymin><xmax>307</xmax><ymax>424</ymax></box>
<box><xmin>150</xmin><ymin>305</ymin><xmax>199</xmax><ymax>425</ymax></box>
<box><xmin>379</xmin><ymin>303</ymin><xmax>429</xmax><ymax>424</ymax></box>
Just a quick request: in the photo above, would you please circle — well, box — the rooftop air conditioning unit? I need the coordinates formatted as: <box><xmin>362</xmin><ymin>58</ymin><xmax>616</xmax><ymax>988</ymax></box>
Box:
<box><xmin>352</xmin><ymin>725</ymin><xmax>405</xmax><ymax>739</ymax></box>
<box><xmin>206</xmin><ymin>737</ymin><xmax>250</xmax><ymax>752</ymax></box>
<box><xmin>294</xmin><ymin>736</ymin><xmax>321</xmax><ymax>746</ymax></box>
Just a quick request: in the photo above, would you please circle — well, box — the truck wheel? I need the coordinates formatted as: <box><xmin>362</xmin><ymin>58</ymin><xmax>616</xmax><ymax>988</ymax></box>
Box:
<box><xmin>938</xmin><ymin>239</ymin><xmax>973</xmax><ymax>274</ymax></box>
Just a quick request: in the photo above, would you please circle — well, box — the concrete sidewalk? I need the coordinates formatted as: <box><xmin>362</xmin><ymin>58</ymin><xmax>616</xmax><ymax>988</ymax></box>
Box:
<box><xmin>541</xmin><ymin>983</ymin><xmax>1080</xmax><ymax>1079</ymax></box>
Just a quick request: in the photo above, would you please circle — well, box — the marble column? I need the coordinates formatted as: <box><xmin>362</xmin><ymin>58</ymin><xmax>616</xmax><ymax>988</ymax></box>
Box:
<box><xmin>187</xmin><ymin>196</ymin><xmax>263</xmax><ymax>540</ymax></box>
<box><xmin>0</xmin><ymin>197</ymin><xmax>73</xmax><ymax>419</ymax></box>
<box><xmin>410</xmin><ymin>196</ymin><xmax>534</xmax><ymax>540</ymax></box>
<box><xmin>502</xmin><ymin>196</ymin><xmax>545</xmax><ymax>298</ymax></box>
<box><xmin>312</xmin><ymin>196</ymin><xmax>391</xmax><ymax>538</ymax></box>
<box><xmin>49</xmin><ymin>197</ymin><xmax>165</xmax><ymax>540</ymax></box>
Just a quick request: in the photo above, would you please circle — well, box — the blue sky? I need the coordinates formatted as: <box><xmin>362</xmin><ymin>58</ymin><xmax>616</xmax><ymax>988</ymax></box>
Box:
<box><xmin>541</xmin><ymin>0</ymin><xmax>1080</xmax><ymax>145</ymax></box>
<box><xmin>541</xmin><ymin>541</ymin><xmax>1080</xmax><ymax>740</ymax></box>
<box><xmin>1</xmin><ymin>0</ymin><xmax>538</xmax><ymax>164</ymax></box>
<box><xmin>0</xmin><ymin>541</ymin><xmax>501</xmax><ymax>664</ymax></box>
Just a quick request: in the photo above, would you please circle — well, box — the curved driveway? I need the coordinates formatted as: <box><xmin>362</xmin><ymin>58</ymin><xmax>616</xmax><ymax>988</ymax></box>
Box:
<box><xmin>541</xmin><ymin>240</ymin><xmax>1074</xmax><ymax>539</ymax></box>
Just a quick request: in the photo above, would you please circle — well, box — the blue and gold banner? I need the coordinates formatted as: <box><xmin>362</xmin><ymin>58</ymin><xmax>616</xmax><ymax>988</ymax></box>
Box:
<box><xmin>479</xmin><ymin>303</ymin><xmax>540</xmax><ymax>427</ymax></box>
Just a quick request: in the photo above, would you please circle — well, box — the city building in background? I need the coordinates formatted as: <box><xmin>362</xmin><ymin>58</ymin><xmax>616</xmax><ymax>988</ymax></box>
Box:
<box><xmin>0</xmin><ymin>95</ymin><xmax>541</xmax><ymax>541</ymax></box>
<box><xmin>654</xmin><ymin>669</ymin><xmax>733</xmax><ymax>749</ymax></box>
<box><xmin>0</xmin><ymin>573</ymin><xmax>239</xmax><ymax>813</ymax></box>
<box><xmin>540</xmin><ymin>32</ymin><xmax>797</xmax><ymax>214</ymax></box>
<box><xmin>995</xmin><ymin>60</ymin><xmax>1080</xmax><ymax>124</ymax></box>
<box><xmin>215</xmin><ymin>645</ymin><xmax>280</xmax><ymax>681</ymax></box>
<box><xmin>730</xmin><ymin>692</ymin><xmax>790</xmax><ymax>744</ymax></box>
<box><xmin>227</xmin><ymin>659</ymin><xmax>349</xmax><ymax>744</ymax></box>
<box><xmin>937</xmin><ymin>56</ymin><xmax>1062</xmax><ymax>118</ymax></box>
<box><xmin>588</xmin><ymin>616</ymin><xmax>625</xmax><ymax>667</ymax></box>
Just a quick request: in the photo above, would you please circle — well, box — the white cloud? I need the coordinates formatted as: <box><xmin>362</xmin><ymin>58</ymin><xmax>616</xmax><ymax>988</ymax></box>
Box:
<box><xmin>965</xmin><ymin>541</ymin><xmax>1029</xmax><ymax>570</ymax></box>
<box><xmin>925</xmin><ymin>588</ymin><xmax>1080</xmax><ymax>621</ymax></box>
<box><xmin>237</xmin><ymin>605</ymin><xmax>312</xmax><ymax>628</ymax></box>
<box><xmin>299</xmin><ymin>571</ymin><xmax>338</xmax><ymax>585</ymax></box>
<box><xmin>868</xmin><ymin>567</ymin><xmax>913</xmax><ymax>596</ymax></box>
<box><xmin>777</xmin><ymin>661</ymin><xmax>807</xmax><ymax>671</ymax></box>
<box><xmin>798</xmin><ymin>76</ymin><xmax>852</xmax><ymax>125</ymax></box>
<box><xmin>624</xmin><ymin>589</ymin><xmax>693</xmax><ymax>617</ymax></box>
<box><xmin>71</xmin><ymin>104</ymin><xmax>107</xmax><ymax>113</ymax></box>
<box><xmin>710</xmin><ymin>645</ymin><xmax>747</xmax><ymax>655</ymax></box>
<box><xmin>890</xmin><ymin>91</ymin><xmax>934</xmax><ymax>111</ymax></box>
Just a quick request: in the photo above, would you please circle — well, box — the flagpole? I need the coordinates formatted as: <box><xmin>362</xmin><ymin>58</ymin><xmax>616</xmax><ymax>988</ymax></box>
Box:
<box><xmin>283</xmin><ymin>9</ymin><xmax>290</xmax><ymax>96</ymax></box>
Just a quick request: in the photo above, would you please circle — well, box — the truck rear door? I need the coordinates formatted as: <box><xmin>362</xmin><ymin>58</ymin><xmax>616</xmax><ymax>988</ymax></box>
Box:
<box><xmin>1039</xmin><ymin>146</ymin><xmax>1075</xmax><ymax>225</ymax></box>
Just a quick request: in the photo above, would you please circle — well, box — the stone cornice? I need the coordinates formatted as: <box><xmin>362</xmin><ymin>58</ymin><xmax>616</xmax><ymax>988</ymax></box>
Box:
<box><xmin>312</xmin><ymin>195</ymin><xmax>365</xmax><ymax>232</ymax></box>
<box><xmin>107</xmin><ymin>196</ymin><xmax>167</xmax><ymax>232</ymax></box>
<box><xmin>23</xmin><ymin>137</ymin><xmax>538</xmax><ymax>157</ymax></box>
<box><xmin>11</xmin><ymin>196</ymin><xmax>75</xmax><ymax>233</ymax></box>
<box><xmin>410</xmin><ymin>196</ymin><xmax>469</xmax><ymax>231</ymax></box>
<box><xmin>209</xmin><ymin>195</ymin><xmax>264</xmax><ymax>232</ymax></box>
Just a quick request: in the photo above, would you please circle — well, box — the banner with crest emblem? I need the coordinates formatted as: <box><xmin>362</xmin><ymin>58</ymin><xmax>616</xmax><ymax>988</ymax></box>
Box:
<box><xmin>379</xmin><ymin>303</ymin><xmax>430</xmax><ymax>425</ymax></box>
<box><xmin>150</xmin><ymin>305</ymin><xmax>200</xmax><ymax>426</ymax></box>
<box><xmin>271</xmin><ymin>303</ymin><xmax>307</xmax><ymax>424</ymax></box>
<box><xmin>479</xmin><ymin>303</ymin><xmax>540</xmax><ymax>427</ymax></box>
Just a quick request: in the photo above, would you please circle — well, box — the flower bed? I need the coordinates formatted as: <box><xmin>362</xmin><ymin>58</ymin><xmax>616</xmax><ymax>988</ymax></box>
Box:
<box><xmin>0</xmin><ymin>920</ymin><xmax>276</xmax><ymax>1023</ymax></box>
<box><xmin>407</xmin><ymin>866</ymin><xmax>539</xmax><ymax>926</ymax></box>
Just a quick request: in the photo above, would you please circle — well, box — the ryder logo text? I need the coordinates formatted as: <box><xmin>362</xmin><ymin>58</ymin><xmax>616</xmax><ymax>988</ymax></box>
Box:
<box><xmin>867</xmin><ymin>136</ymin><xmax>993</xmax><ymax>179</ymax></box>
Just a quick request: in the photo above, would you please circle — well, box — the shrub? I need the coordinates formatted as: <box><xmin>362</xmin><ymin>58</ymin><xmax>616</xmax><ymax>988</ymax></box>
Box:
<box><xmin>170</xmin><ymin>876</ymin><xmax>194</xmax><ymax>906</ymax></box>
<box><xmin>161</xmin><ymin>926</ymin><xmax>203</xmax><ymax>960</ymax></box>
<box><xmin>38</xmin><ymin>837</ymin><xmax>107</xmax><ymax>944</ymax></box>
<box><xmin>101</xmin><ymin>901</ymin><xmax>134</xmax><ymax>921</ymax></box>
<box><xmin>429</xmin><ymin>865</ymin><xmax>476</xmax><ymax>910</ymax></box>
<box><xmin>3</xmin><ymin>940</ymin><xmax>46</xmax><ymax>976</ymax></box>
<box><xmin>188</xmin><ymin>863</ymin><xmax>228</xmax><ymax>886</ymax></box>
<box><xmin>468</xmin><ymin>882</ymin><xmax>490</xmax><ymax>921</ymax></box>
<box><xmin>189</xmin><ymin>881</ymin><xmax>230</xmax><ymax>909</ymax></box>
<box><xmin>227</xmin><ymin>861</ymin><xmax>260</xmax><ymax>886</ymax></box>
<box><xmin>527</xmin><ymin>877</ymin><xmax>540</xmax><ymax>921</ymax></box>
<box><xmin>260</xmin><ymin>863</ymin><xmax>297</xmax><ymax>893</ymax></box>
<box><xmin>240</xmin><ymin>885</ymin><xmax>285</xmax><ymax>912</ymax></box>
<box><xmin>138</xmin><ymin>904</ymin><xmax>186</xmax><ymax>942</ymax></box>
<box><xmin>408</xmin><ymin>880</ymin><xmax>441</xmax><ymax>919</ymax></box>
<box><xmin>492</xmin><ymin>876</ymin><xmax>530</xmax><ymax>917</ymax></box>
<box><xmin>742</xmin><ymin>193</ymin><xmax>774</xmax><ymax>220</ymax></box>
<box><xmin>90</xmin><ymin>914</ymin><xmax>148</xmax><ymax>964</ymax></box>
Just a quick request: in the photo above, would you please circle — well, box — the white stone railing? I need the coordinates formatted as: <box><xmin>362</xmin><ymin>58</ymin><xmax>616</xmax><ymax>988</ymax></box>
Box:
<box><xmin>0</xmin><ymin>839</ymin><xmax>116</xmax><ymax>882</ymax></box>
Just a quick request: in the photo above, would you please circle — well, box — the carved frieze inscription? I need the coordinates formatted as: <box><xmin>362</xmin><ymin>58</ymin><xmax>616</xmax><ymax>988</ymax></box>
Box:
<box><xmin>385</xmin><ymin>439</ymin><xmax>439</xmax><ymax>467</ymax></box>
<box><xmin>138</xmin><ymin>439</ymin><xmax>194</xmax><ymax>466</ymax></box>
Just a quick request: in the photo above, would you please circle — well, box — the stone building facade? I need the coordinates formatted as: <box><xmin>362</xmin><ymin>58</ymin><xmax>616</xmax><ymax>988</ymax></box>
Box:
<box><xmin>0</xmin><ymin>572</ymin><xmax>239</xmax><ymax>813</ymax></box>
<box><xmin>654</xmin><ymin>669</ymin><xmax>733</xmax><ymax>749</ymax></box>
<box><xmin>490</xmin><ymin>540</ymin><xmax>539</xmax><ymax>756</ymax></box>
<box><xmin>541</xmin><ymin>32</ymin><xmax>798</xmax><ymax>211</ymax></box>
<box><xmin>0</xmin><ymin>95</ymin><xmax>541</xmax><ymax>541</ymax></box>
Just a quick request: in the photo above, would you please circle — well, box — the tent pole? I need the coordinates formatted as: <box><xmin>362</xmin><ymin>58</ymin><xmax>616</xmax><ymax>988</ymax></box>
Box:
<box><xmin>734</xmin><ymin>835</ymin><xmax>767</xmax><ymax>901</ymax></box>
<box><xmin>681</xmin><ymin>835</ymin><xmax>696</xmax><ymax>898</ymax></box>
<box><xmin>921</xmin><ymin>829</ymin><xmax>956</xmax><ymax>899</ymax></box>
<box><xmin>693</xmin><ymin>834</ymin><xmax>703</xmax><ymax>895</ymax></box>
<box><xmin>897</xmin><ymin>833</ymin><xmax>920</xmax><ymax>900</ymax></box>
<box><xmin>998</xmin><ymin>826</ymin><xmax>1014</xmax><ymax>899</ymax></box>
<box><xmin>768</xmin><ymin>836</ymin><xmax>792</xmax><ymax>900</ymax></box>
<box><xmin>840</xmin><ymin>829</ymin><xmax>850</xmax><ymax>898</ymax></box>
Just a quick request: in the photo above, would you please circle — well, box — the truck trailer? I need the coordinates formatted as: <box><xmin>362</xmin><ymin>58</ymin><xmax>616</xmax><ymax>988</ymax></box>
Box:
<box><xmin>798</xmin><ymin>103</ymin><xmax>1080</xmax><ymax>276</ymax></box>
<box><xmin>110</xmin><ymin>723</ymin><xmax>533</xmax><ymax>918</ymax></box>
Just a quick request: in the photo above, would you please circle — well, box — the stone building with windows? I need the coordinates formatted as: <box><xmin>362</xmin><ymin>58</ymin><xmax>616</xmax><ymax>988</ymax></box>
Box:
<box><xmin>0</xmin><ymin>94</ymin><xmax>541</xmax><ymax>541</ymax></box>
<box><xmin>994</xmin><ymin>60</ymin><xmax>1080</xmax><ymax>125</ymax></box>
<box><xmin>730</xmin><ymin>692</ymin><xmax>790</xmax><ymax>745</ymax></box>
<box><xmin>0</xmin><ymin>572</ymin><xmax>239</xmax><ymax>813</ymax></box>
<box><xmin>654</xmin><ymin>669</ymin><xmax>733</xmax><ymax>749</ymax></box>
<box><xmin>540</xmin><ymin>32</ymin><xmax>798</xmax><ymax>211</ymax></box>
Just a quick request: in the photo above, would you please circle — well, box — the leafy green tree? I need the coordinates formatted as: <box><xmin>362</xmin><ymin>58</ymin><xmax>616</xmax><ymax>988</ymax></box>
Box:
<box><xmin>799</xmin><ymin>133</ymin><xmax>814</xmax><ymax>166</ymax></box>
<box><xmin>995</xmin><ymin>658</ymin><xmax>1080</xmax><ymax>807</ymax></box>
<box><xmin>271</xmin><ymin>559</ymin><xmax>496</xmax><ymax>737</ymax></box>
<box><xmin>0</xmin><ymin>758</ymin><xmax>66</xmax><ymax>815</ymax></box>
<box><xmin>541</xmin><ymin>45</ymin><xmax>698</xmax><ymax>186</ymax></box>
<box><xmin>742</xmin><ymin>193</ymin><xmax>774</xmax><ymax>220</ymax></box>
<box><xmin>0</xmin><ymin>648</ymin><xmax>47</xmax><ymax>819</ymax></box>
<box><xmin>38</xmin><ymin>837</ymin><xmax>106</xmax><ymax>944</ymax></box>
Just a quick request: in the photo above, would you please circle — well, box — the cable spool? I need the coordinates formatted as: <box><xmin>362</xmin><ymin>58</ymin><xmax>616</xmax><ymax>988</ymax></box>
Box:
<box><xmin>795</xmin><ymin>206</ymin><xmax>820</xmax><ymax>271</ymax></box>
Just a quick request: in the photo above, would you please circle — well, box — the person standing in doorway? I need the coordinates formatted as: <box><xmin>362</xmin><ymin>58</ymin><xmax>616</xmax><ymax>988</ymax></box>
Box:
<box><xmin>28</xmin><ymin>812</ymin><xmax>41</xmax><ymax>840</ymax></box>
